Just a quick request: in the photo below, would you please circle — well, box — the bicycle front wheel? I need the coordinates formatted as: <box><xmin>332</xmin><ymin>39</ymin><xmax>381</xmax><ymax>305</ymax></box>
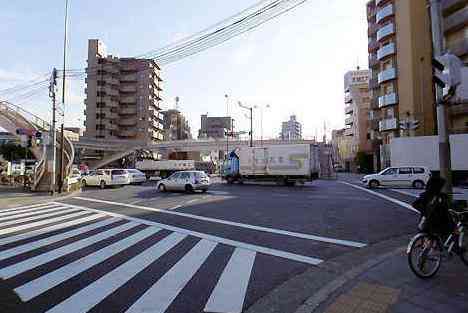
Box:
<box><xmin>407</xmin><ymin>233</ymin><xmax>442</xmax><ymax>279</ymax></box>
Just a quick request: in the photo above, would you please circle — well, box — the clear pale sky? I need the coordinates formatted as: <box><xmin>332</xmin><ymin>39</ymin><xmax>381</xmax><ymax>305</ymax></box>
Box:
<box><xmin>0</xmin><ymin>0</ymin><xmax>369</xmax><ymax>140</ymax></box>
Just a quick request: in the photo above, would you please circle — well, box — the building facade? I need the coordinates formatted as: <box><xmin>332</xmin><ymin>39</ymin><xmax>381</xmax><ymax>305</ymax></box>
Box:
<box><xmin>162</xmin><ymin>109</ymin><xmax>192</xmax><ymax>141</ymax></box>
<box><xmin>343</xmin><ymin>69</ymin><xmax>373</xmax><ymax>171</ymax></box>
<box><xmin>198</xmin><ymin>115</ymin><xmax>233</xmax><ymax>139</ymax></box>
<box><xmin>443</xmin><ymin>0</ymin><xmax>468</xmax><ymax>134</ymax></box>
<box><xmin>84</xmin><ymin>39</ymin><xmax>164</xmax><ymax>142</ymax></box>
<box><xmin>280</xmin><ymin>115</ymin><xmax>302</xmax><ymax>140</ymax></box>
<box><xmin>367</xmin><ymin>0</ymin><xmax>437</xmax><ymax>169</ymax></box>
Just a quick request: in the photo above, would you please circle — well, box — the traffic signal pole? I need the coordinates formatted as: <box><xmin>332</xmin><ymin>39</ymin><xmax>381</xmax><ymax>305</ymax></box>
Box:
<box><xmin>429</xmin><ymin>0</ymin><xmax>452</xmax><ymax>193</ymax></box>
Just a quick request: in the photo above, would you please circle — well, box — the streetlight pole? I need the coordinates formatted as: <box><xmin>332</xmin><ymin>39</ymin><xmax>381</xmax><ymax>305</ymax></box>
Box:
<box><xmin>238</xmin><ymin>101</ymin><xmax>253</xmax><ymax>147</ymax></box>
<box><xmin>225</xmin><ymin>94</ymin><xmax>229</xmax><ymax>158</ymax></box>
<box><xmin>59</xmin><ymin>0</ymin><xmax>69</xmax><ymax>193</ymax></box>
<box><xmin>254</xmin><ymin>104</ymin><xmax>270</xmax><ymax>146</ymax></box>
<box><xmin>429</xmin><ymin>0</ymin><xmax>452</xmax><ymax>193</ymax></box>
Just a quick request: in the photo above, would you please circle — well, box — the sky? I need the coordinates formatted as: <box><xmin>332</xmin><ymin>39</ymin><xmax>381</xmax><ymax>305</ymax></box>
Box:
<box><xmin>0</xmin><ymin>0</ymin><xmax>369</xmax><ymax>140</ymax></box>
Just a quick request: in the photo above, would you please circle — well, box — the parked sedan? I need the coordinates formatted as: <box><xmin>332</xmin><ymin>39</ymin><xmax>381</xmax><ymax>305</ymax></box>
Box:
<box><xmin>157</xmin><ymin>171</ymin><xmax>210</xmax><ymax>193</ymax></box>
<box><xmin>362</xmin><ymin>166</ymin><xmax>431</xmax><ymax>189</ymax></box>
<box><xmin>127</xmin><ymin>169</ymin><xmax>147</xmax><ymax>185</ymax></box>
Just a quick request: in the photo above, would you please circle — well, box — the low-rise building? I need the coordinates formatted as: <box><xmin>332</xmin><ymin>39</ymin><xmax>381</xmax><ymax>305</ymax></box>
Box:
<box><xmin>198</xmin><ymin>115</ymin><xmax>233</xmax><ymax>139</ymax></box>
<box><xmin>280</xmin><ymin>115</ymin><xmax>302</xmax><ymax>140</ymax></box>
<box><xmin>162</xmin><ymin>109</ymin><xmax>192</xmax><ymax>141</ymax></box>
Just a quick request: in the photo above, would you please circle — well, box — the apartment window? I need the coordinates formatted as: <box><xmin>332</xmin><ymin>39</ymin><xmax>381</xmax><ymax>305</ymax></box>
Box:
<box><xmin>96</xmin><ymin>102</ymin><xmax>106</xmax><ymax>108</ymax></box>
<box><xmin>96</xmin><ymin>125</ymin><xmax>105</xmax><ymax>130</ymax></box>
<box><xmin>96</xmin><ymin>113</ymin><xmax>106</xmax><ymax>119</ymax></box>
<box><xmin>97</xmin><ymin>80</ymin><xmax>106</xmax><ymax>86</ymax></box>
<box><xmin>97</xmin><ymin>70</ymin><xmax>106</xmax><ymax>75</ymax></box>
<box><xmin>97</xmin><ymin>91</ymin><xmax>106</xmax><ymax>97</ymax></box>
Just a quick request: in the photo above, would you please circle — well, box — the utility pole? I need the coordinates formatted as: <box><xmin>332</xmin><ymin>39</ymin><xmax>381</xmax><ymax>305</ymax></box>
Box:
<box><xmin>225</xmin><ymin>94</ymin><xmax>229</xmax><ymax>158</ymax></box>
<box><xmin>429</xmin><ymin>0</ymin><xmax>452</xmax><ymax>193</ymax></box>
<box><xmin>59</xmin><ymin>0</ymin><xmax>69</xmax><ymax>193</ymax></box>
<box><xmin>49</xmin><ymin>69</ymin><xmax>58</xmax><ymax>195</ymax></box>
<box><xmin>238</xmin><ymin>101</ymin><xmax>254</xmax><ymax>147</ymax></box>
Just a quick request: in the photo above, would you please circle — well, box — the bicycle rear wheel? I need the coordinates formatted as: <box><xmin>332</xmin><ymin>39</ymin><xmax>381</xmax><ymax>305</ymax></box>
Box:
<box><xmin>407</xmin><ymin>233</ymin><xmax>442</xmax><ymax>279</ymax></box>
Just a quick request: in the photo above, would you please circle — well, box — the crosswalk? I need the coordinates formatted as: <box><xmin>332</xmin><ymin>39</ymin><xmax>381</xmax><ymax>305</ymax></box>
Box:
<box><xmin>0</xmin><ymin>201</ymin><xmax>364</xmax><ymax>313</ymax></box>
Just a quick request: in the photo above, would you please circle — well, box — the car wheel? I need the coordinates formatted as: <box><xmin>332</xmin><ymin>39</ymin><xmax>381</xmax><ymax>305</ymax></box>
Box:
<box><xmin>201</xmin><ymin>189</ymin><xmax>208</xmax><ymax>193</ymax></box>
<box><xmin>158</xmin><ymin>184</ymin><xmax>166</xmax><ymax>192</ymax></box>
<box><xmin>369</xmin><ymin>180</ymin><xmax>379</xmax><ymax>189</ymax></box>
<box><xmin>413</xmin><ymin>180</ymin><xmax>425</xmax><ymax>189</ymax></box>
<box><xmin>81</xmin><ymin>179</ymin><xmax>87</xmax><ymax>187</ymax></box>
<box><xmin>185</xmin><ymin>184</ymin><xmax>194</xmax><ymax>193</ymax></box>
<box><xmin>100</xmin><ymin>180</ymin><xmax>106</xmax><ymax>189</ymax></box>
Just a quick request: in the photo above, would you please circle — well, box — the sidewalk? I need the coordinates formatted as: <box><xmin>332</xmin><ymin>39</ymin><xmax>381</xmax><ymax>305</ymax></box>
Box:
<box><xmin>314</xmin><ymin>249</ymin><xmax>468</xmax><ymax>313</ymax></box>
<box><xmin>0</xmin><ymin>185</ymin><xmax>79</xmax><ymax>208</ymax></box>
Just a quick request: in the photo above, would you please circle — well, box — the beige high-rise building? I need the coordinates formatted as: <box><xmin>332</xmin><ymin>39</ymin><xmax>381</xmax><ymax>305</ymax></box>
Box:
<box><xmin>342</xmin><ymin>69</ymin><xmax>373</xmax><ymax>171</ymax></box>
<box><xmin>84</xmin><ymin>39</ymin><xmax>164</xmax><ymax>142</ymax></box>
<box><xmin>443</xmin><ymin>0</ymin><xmax>468</xmax><ymax>134</ymax></box>
<box><xmin>367</xmin><ymin>0</ymin><xmax>436</xmax><ymax>168</ymax></box>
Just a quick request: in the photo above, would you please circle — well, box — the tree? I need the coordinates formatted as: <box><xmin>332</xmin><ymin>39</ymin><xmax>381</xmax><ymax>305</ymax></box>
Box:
<box><xmin>0</xmin><ymin>143</ymin><xmax>29</xmax><ymax>161</ymax></box>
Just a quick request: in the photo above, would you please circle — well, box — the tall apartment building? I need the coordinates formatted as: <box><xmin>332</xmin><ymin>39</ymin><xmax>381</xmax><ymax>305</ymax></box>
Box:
<box><xmin>280</xmin><ymin>115</ymin><xmax>302</xmax><ymax>140</ymax></box>
<box><xmin>198</xmin><ymin>115</ymin><xmax>233</xmax><ymax>139</ymax></box>
<box><xmin>162</xmin><ymin>109</ymin><xmax>192</xmax><ymax>141</ymax></box>
<box><xmin>443</xmin><ymin>0</ymin><xmax>468</xmax><ymax>134</ymax></box>
<box><xmin>84</xmin><ymin>39</ymin><xmax>164</xmax><ymax>142</ymax></box>
<box><xmin>342</xmin><ymin>69</ymin><xmax>373</xmax><ymax>171</ymax></box>
<box><xmin>367</xmin><ymin>0</ymin><xmax>436</xmax><ymax>168</ymax></box>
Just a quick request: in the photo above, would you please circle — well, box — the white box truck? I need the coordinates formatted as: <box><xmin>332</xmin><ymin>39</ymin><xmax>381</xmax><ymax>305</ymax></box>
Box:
<box><xmin>222</xmin><ymin>144</ymin><xmax>320</xmax><ymax>185</ymax></box>
<box><xmin>136</xmin><ymin>160</ymin><xmax>195</xmax><ymax>178</ymax></box>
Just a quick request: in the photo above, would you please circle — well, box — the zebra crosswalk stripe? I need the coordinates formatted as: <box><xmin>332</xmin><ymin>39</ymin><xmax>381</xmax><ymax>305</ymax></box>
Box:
<box><xmin>126</xmin><ymin>239</ymin><xmax>217</xmax><ymax>313</ymax></box>
<box><xmin>15</xmin><ymin>226</ymin><xmax>161</xmax><ymax>301</ymax></box>
<box><xmin>0</xmin><ymin>217</ymin><xmax>121</xmax><ymax>261</ymax></box>
<box><xmin>0</xmin><ymin>206</ymin><xmax>82</xmax><ymax>222</ymax></box>
<box><xmin>0</xmin><ymin>221</ymin><xmax>138</xmax><ymax>279</ymax></box>
<box><xmin>0</xmin><ymin>203</ymin><xmax>59</xmax><ymax>214</ymax></box>
<box><xmin>0</xmin><ymin>213</ymin><xmax>107</xmax><ymax>247</ymax></box>
<box><xmin>0</xmin><ymin>211</ymin><xmax>92</xmax><ymax>236</ymax></box>
<box><xmin>0</xmin><ymin>204</ymin><xmax>61</xmax><ymax>218</ymax></box>
<box><xmin>45</xmin><ymin>232</ymin><xmax>187</xmax><ymax>313</ymax></box>
<box><xmin>204</xmin><ymin>248</ymin><xmax>256</xmax><ymax>313</ymax></box>
<box><xmin>0</xmin><ymin>207</ymin><xmax>77</xmax><ymax>228</ymax></box>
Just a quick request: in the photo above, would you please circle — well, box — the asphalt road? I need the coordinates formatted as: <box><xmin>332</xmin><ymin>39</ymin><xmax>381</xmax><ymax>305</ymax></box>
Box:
<box><xmin>0</xmin><ymin>178</ymin><xmax>421</xmax><ymax>313</ymax></box>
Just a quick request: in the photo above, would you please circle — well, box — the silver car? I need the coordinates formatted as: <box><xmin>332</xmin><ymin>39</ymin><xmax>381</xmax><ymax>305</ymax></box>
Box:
<box><xmin>157</xmin><ymin>171</ymin><xmax>210</xmax><ymax>193</ymax></box>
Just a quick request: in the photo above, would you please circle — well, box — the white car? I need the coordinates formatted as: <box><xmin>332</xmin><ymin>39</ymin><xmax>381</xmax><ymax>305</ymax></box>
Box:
<box><xmin>127</xmin><ymin>169</ymin><xmax>147</xmax><ymax>185</ymax></box>
<box><xmin>81</xmin><ymin>169</ymin><xmax>131</xmax><ymax>189</ymax></box>
<box><xmin>157</xmin><ymin>171</ymin><xmax>210</xmax><ymax>193</ymax></box>
<box><xmin>362</xmin><ymin>166</ymin><xmax>431</xmax><ymax>189</ymax></box>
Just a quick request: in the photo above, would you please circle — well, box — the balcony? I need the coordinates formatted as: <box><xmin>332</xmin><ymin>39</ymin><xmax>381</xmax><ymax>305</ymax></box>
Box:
<box><xmin>119</xmin><ymin>130</ymin><xmax>137</xmax><ymax>137</ymax></box>
<box><xmin>369</xmin><ymin>120</ymin><xmax>380</xmax><ymax>130</ymax></box>
<box><xmin>377</xmin><ymin>42</ymin><xmax>396</xmax><ymax>60</ymax></box>
<box><xmin>379</xmin><ymin>118</ymin><xmax>398</xmax><ymax>131</ymax></box>
<box><xmin>444</xmin><ymin>6</ymin><xmax>468</xmax><ymax>34</ymax></box>
<box><xmin>118</xmin><ymin>118</ymin><xmax>137</xmax><ymax>126</ymax></box>
<box><xmin>369</xmin><ymin>55</ymin><xmax>379</xmax><ymax>68</ymax></box>
<box><xmin>345</xmin><ymin>116</ymin><xmax>354</xmax><ymax>125</ymax></box>
<box><xmin>344</xmin><ymin>128</ymin><xmax>354</xmax><ymax>137</ymax></box>
<box><xmin>120</xmin><ymin>74</ymin><xmax>137</xmax><ymax>82</ymax></box>
<box><xmin>449</xmin><ymin>103</ymin><xmax>468</xmax><ymax>116</ymax></box>
<box><xmin>121</xmin><ymin>96</ymin><xmax>137</xmax><ymax>104</ymax></box>
<box><xmin>368</xmin><ymin>39</ymin><xmax>379</xmax><ymax>52</ymax></box>
<box><xmin>378</xmin><ymin>92</ymin><xmax>398</xmax><ymax>108</ymax></box>
<box><xmin>377</xmin><ymin>23</ymin><xmax>395</xmax><ymax>42</ymax></box>
<box><xmin>375</xmin><ymin>0</ymin><xmax>386</xmax><ymax>6</ymax></box>
<box><xmin>345</xmin><ymin>105</ymin><xmax>354</xmax><ymax>115</ymax></box>
<box><xmin>120</xmin><ymin>107</ymin><xmax>137</xmax><ymax>115</ymax></box>
<box><xmin>378</xmin><ymin>67</ymin><xmax>397</xmax><ymax>84</ymax></box>
<box><xmin>345</xmin><ymin>94</ymin><xmax>352</xmax><ymax>104</ymax></box>
<box><xmin>120</xmin><ymin>85</ymin><xmax>137</xmax><ymax>93</ymax></box>
<box><xmin>376</xmin><ymin>4</ymin><xmax>394</xmax><ymax>23</ymax></box>
<box><xmin>369</xmin><ymin>77</ymin><xmax>379</xmax><ymax>89</ymax></box>
<box><xmin>368</xmin><ymin>23</ymin><xmax>379</xmax><ymax>36</ymax></box>
<box><xmin>121</xmin><ymin>64</ymin><xmax>138</xmax><ymax>72</ymax></box>
<box><xmin>442</xmin><ymin>0</ymin><xmax>467</xmax><ymax>15</ymax></box>
<box><xmin>105</xmin><ymin>77</ymin><xmax>119</xmax><ymax>85</ymax></box>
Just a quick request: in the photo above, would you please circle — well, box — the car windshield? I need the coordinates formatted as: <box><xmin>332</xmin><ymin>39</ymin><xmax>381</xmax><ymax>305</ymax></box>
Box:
<box><xmin>112</xmin><ymin>170</ymin><xmax>126</xmax><ymax>175</ymax></box>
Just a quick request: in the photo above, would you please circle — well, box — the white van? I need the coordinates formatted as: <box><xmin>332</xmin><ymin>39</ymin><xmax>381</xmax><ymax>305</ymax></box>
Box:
<box><xmin>362</xmin><ymin>166</ymin><xmax>431</xmax><ymax>189</ymax></box>
<box><xmin>81</xmin><ymin>169</ymin><xmax>131</xmax><ymax>189</ymax></box>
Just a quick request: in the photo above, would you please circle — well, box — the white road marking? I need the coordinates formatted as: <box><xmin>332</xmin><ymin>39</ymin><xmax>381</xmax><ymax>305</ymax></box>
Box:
<box><xmin>45</xmin><ymin>233</ymin><xmax>187</xmax><ymax>313</ymax></box>
<box><xmin>340</xmin><ymin>182</ymin><xmax>420</xmax><ymax>214</ymax></box>
<box><xmin>72</xmin><ymin>197</ymin><xmax>366</xmax><ymax>248</ymax></box>
<box><xmin>0</xmin><ymin>218</ymin><xmax>121</xmax><ymax>261</ymax></box>
<box><xmin>0</xmin><ymin>214</ymin><xmax>107</xmax><ymax>247</ymax></box>
<box><xmin>0</xmin><ymin>203</ymin><xmax>59</xmax><ymax>214</ymax></box>
<box><xmin>0</xmin><ymin>206</ymin><xmax>78</xmax><ymax>222</ymax></box>
<box><xmin>16</xmin><ymin>227</ymin><xmax>160</xmax><ymax>301</ymax></box>
<box><xmin>0</xmin><ymin>207</ymin><xmax>77</xmax><ymax>228</ymax></box>
<box><xmin>0</xmin><ymin>204</ymin><xmax>61</xmax><ymax>217</ymax></box>
<box><xmin>0</xmin><ymin>211</ymin><xmax>91</xmax><ymax>236</ymax></box>
<box><xmin>0</xmin><ymin>222</ymin><xmax>137</xmax><ymax>279</ymax></box>
<box><xmin>204</xmin><ymin>248</ymin><xmax>256</xmax><ymax>313</ymax></box>
<box><xmin>126</xmin><ymin>239</ymin><xmax>217</xmax><ymax>313</ymax></box>
<box><xmin>53</xmin><ymin>202</ymin><xmax>324</xmax><ymax>265</ymax></box>
<box><xmin>186</xmin><ymin>199</ymin><xmax>198</xmax><ymax>204</ymax></box>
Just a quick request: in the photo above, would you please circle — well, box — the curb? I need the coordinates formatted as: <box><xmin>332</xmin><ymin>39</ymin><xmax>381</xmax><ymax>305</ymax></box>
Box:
<box><xmin>294</xmin><ymin>246</ymin><xmax>406</xmax><ymax>313</ymax></box>
<box><xmin>1</xmin><ymin>189</ymin><xmax>82</xmax><ymax>209</ymax></box>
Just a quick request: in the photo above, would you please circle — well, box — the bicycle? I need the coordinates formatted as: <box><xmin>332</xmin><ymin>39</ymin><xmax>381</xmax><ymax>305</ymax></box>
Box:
<box><xmin>407</xmin><ymin>206</ymin><xmax>468</xmax><ymax>278</ymax></box>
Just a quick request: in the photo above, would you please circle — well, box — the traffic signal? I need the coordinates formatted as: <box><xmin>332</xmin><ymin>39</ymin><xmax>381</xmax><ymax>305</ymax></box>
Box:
<box><xmin>35</xmin><ymin>132</ymin><xmax>43</xmax><ymax>145</ymax></box>
<box><xmin>432</xmin><ymin>53</ymin><xmax>464</xmax><ymax>100</ymax></box>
